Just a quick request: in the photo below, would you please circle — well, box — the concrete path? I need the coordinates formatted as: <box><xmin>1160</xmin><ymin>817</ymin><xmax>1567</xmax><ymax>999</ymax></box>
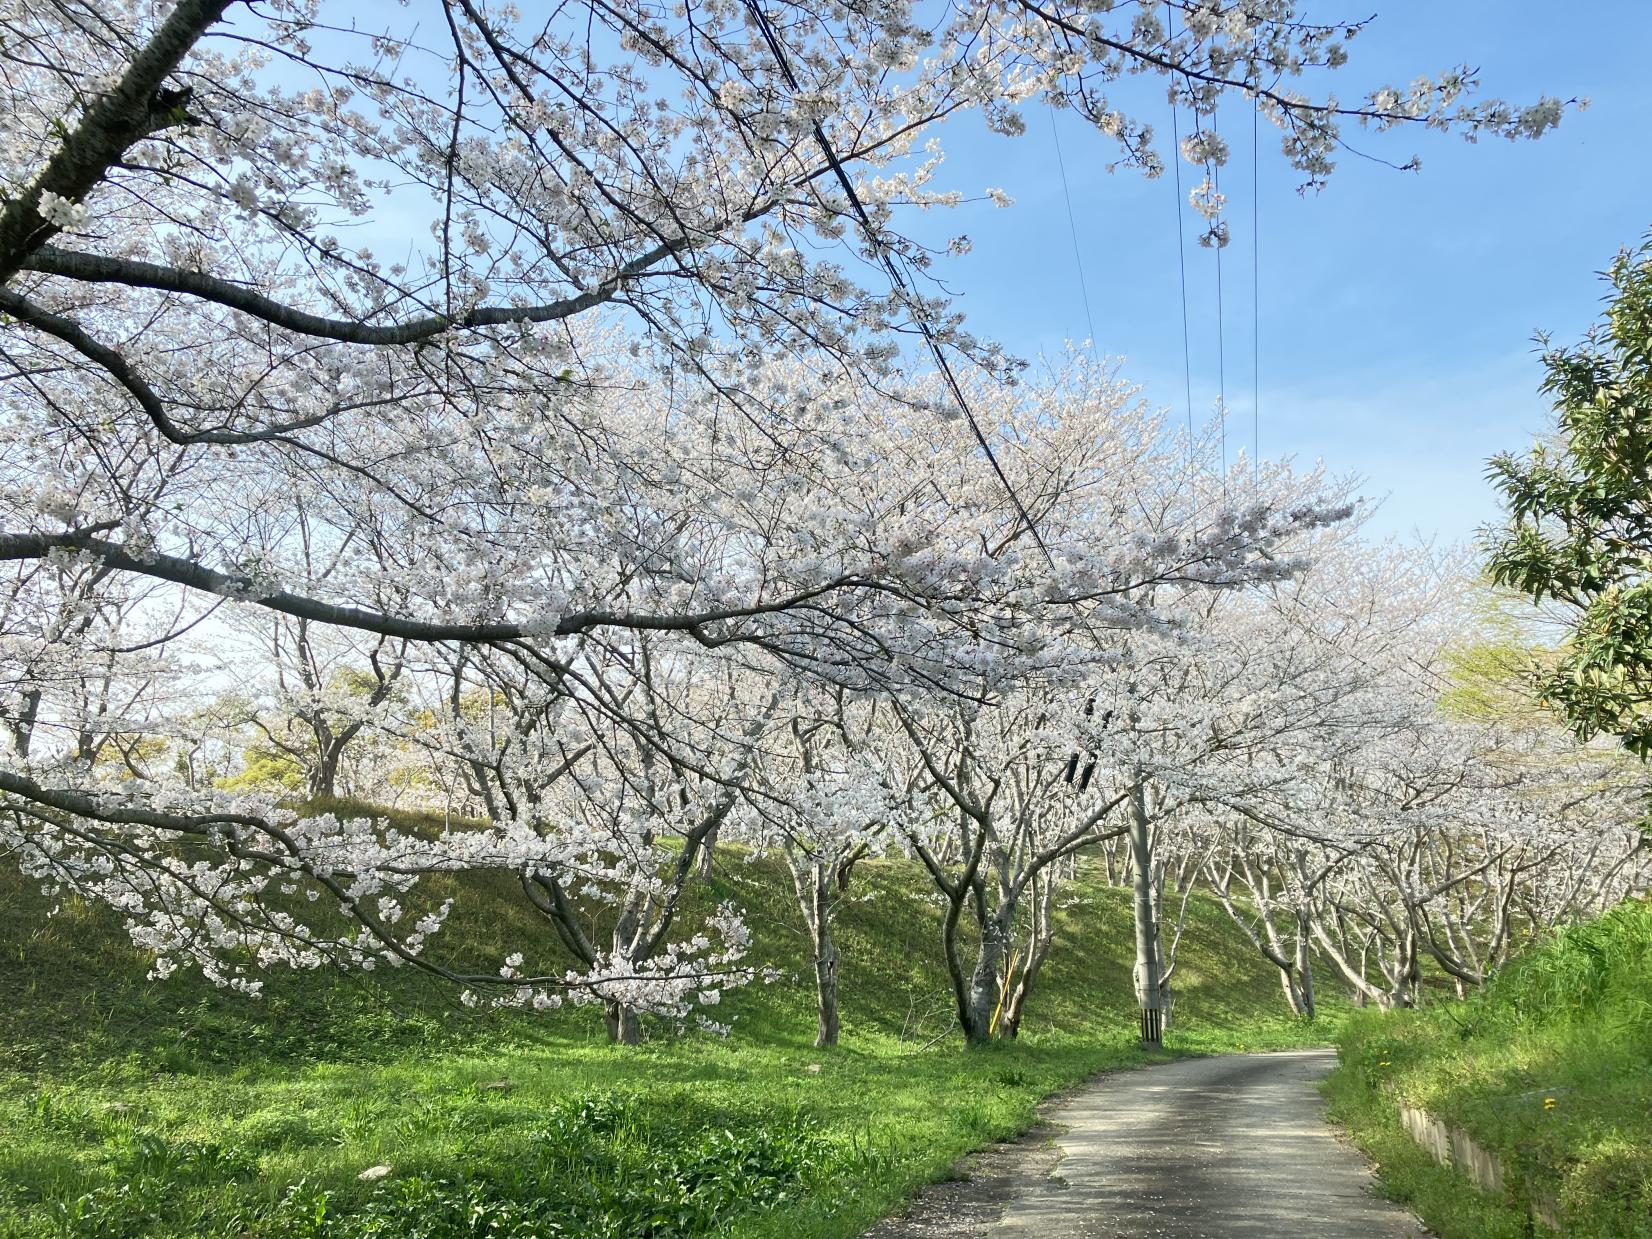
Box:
<box><xmin>867</xmin><ymin>1049</ymin><xmax>1427</xmax><ymax>1239</ymax></box>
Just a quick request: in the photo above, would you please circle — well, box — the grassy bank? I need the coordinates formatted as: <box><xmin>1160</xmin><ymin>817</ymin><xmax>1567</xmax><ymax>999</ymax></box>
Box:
<box><xmin>1</xmin><ymin>817</ymin><xmax>1335</xmax><ymax>1239</ymax></box>
<box><xmin>1327</xmin><ymin>897</ymin><xmax>1652</xmax><ymax>1238</ymax></box>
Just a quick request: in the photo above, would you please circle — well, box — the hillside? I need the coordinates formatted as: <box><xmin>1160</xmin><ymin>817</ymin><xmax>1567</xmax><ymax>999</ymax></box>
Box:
<box><xmin>1328</xmin><ymin>897</ymin><xmax>1652</xmax><ymax>1238</ymax></box>
<box><xmin>0</xmin><ymin>809</ymin><xmax>1334</xmax><ymax>1239</ymax></box>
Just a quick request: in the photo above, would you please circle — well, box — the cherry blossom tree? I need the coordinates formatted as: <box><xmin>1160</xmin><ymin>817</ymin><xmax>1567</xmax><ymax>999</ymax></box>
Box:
<box><xmin>892</xmin><ymin>673</ymin><xmax>1131</xmax><ymax>1043</ymax></box>
<box><xmin>503</xmin><ymin>641</ymin><xmax>768</xmax><ymax>1044</ymax></box>
<box><xmin>1192</xmin><ymin>549</ymin><xmax>1651</xmax><ymax>1014</ymax></box>
<box><xmin>0</xmin><ymin>0</ymin><xmax>1573</xmax><ymax>1012</ymax></box>
<box><xmin>740</xmin><ymin>687</ymin><xmax>899</xmax><ymax>1047</ymax></box>
<box><xmin>226</xmin><ymin>619</ymin><xmax>407</xmax><ymax>799</ymax></box>
<box><xmin>869</xmin><ymin>388</ymin><xmax>1356</xmax><ymax>1042</ymax></box>
<box><xmin>1202</xmin><ymin>823</ymin><xmax>1327</xmax><ymax>1017</ymax></box>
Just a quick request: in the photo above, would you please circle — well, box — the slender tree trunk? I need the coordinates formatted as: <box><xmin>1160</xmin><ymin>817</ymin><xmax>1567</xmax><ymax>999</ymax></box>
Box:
<box><xmin>697</xmin><ymin>822</ymin><xmax>719</xmax><ymax>879</ymax></box>
<box><xmin>814</xmin><ymin>935</ymin><xmax>841</xmax><ymax>1048</ymax></box>
<box><xmin>605</xmin><ymin>905</ymin><xmax>644</xmax><ymax>1045</ymax></box>
<box><xmin>790</xmin><ymin>857</ymin><xmax>843</xmax><ymax>1047</ymax></box>
<box><xmin>933</xmin><ymin>827</ymin><xmax>993</xmax><ymax>1044</ymax></box>
<box><xmin>308</xmin><ymin>740</ymin><xmax>342</xmax><ymax>800</ymax></box>
<box><xmin>1279</xmin><ymin>967</ymin><xmax>1304</xmax><ymax>1016</ymax></box>
<box><xmin>1295</xmin><ymin>911</ymin><xmax>1317</xmax><ymax>1019</ymax></box>
<box><xmin>1128</xmin><ymin>777</ymin><xmax>1163</xmax><ymax>1047</ymax></box>
<box><xmin>1002</xmin><ymin>945</ymin><xmax>1050</xmax><ymax>1039</ymax></box>
<box><xmin>1148</xmin><ymin>845</ymin><xmax>1183</xmax><ymax>1031</ymax></box>
<box><xmin>940</xmin><ymin>887</ymin><xmax>976</xmax><ymax>1040</ymax></box>
<box><xmin>1001</xmin><ymin>877</ymin><xmax>1054</xmax><ymax>1039</ymax></box>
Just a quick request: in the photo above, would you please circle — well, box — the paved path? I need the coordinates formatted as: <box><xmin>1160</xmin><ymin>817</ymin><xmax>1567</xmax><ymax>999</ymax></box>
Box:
<box><xmin>867</xmin><ymin>1049</ymin><xmax>1427</xmax><ymax>1239</ymax></box>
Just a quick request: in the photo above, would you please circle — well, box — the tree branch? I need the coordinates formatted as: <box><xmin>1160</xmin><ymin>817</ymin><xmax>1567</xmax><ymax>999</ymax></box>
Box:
<box><xmin>0</xmin><ymin>0</ymin><xmax>234</xmax><ymax>282</ymax></box>
<box><xmin>19</xmin><ymin>236</ymin><xmax>679</xmax><ymax>346</ymax></box>
<box><xmin>0</xmin><ymin>528</ymin><xmax>881</xmax><ymax>644</ymax></box>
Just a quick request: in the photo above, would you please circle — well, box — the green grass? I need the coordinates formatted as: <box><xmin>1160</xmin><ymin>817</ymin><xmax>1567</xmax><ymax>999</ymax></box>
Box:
<box><xmin>1</xmin><ymin>819</ymin><xmax>1339</xmax><ymax>1238</ymax></box>
<box><xmin>1327</xmin><ymin>897</ymin><xmax>1652</xmax><ymax>1238</ymax></box>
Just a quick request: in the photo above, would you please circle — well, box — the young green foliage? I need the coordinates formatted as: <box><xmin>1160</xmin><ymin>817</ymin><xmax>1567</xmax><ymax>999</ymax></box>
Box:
<box><xmin>1487</xmin><ymin>239</ymin><xmax>1652</xmax><ymax>757</ymax></box>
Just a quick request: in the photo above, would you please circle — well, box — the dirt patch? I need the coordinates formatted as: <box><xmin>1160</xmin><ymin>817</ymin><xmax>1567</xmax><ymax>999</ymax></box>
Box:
<box><xmin>858</xmin><ymin>1079</ymin><xmax>1094</xmax><ymax>1238</ymax></box>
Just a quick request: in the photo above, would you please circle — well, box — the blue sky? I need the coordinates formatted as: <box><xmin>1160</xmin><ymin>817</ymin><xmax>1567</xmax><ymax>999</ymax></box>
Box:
<box><xmin>897</xmin><ymin>1</ymin><xmax>1652</xmax><ymax>546</ymax></box>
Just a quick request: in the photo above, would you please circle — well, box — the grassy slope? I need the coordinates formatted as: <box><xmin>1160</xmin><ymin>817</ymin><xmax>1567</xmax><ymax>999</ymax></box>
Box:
<box><xmin>1327</xmin><ymin>897</ymin><xmax>1652</xmax><ymax>1239</ymax></box>
<box><xmin>1</xmin><ymin>811</ymin><xmax>1335</xmax><ymax>1239</ymax></box>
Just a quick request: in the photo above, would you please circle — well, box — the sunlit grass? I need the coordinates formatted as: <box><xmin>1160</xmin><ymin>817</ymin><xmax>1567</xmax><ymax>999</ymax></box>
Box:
<box><xmin>1327</xmin><ymin>897</ymin><xmax>1652</xmax><ymax>1239</ymax></box>
<box><xmin>1</xmin><ymin>840</ymin><xmax>1343</xmax><ymax>1237</ymax></box>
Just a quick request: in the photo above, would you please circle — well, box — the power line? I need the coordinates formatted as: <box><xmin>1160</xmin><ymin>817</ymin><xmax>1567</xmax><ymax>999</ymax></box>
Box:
<box><xmin>1252</xmin><ymin>96</ymin><xmax>1260</xmax><ymax>491</ymax></box>
<box><xmin>1167</xmin><ymin>51</ymin><xmax>1195</xmax><ymax>450</ymax></box>
<box><xmin>1049</xmin><ymin>106</ymin><xmax>1099</xmax><ymax>364</ymax></box>
<box><xmin>1213</xmin><ymin>146</ymin><xmax>1227</xmax><ymax>491</ymax></box>
<box><xmin>739</xmin><ymin>0</ymin><xmax>1052</xmax><ymax>563</ymax></box>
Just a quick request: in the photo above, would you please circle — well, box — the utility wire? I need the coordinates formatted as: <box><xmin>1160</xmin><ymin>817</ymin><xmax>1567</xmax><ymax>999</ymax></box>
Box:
<box><xmin>1049</xmin><ymin>106</ymin><xmax>1099</xmax><ymax>365</ymax></box>
<box><xmin>1166</xmin><ymin>48</ymin><xmax>1195</xmax><ymax>449</ymax></box>
<box><xmin>1214</xmin><ymin>148</ymin><xmax>1227</xmax><ymax>491</ymax></box>
<box><xmin>740</xmin><ymin>0</ymin><xmax>1053</xmax><ymax>563</ymax></box>
<box><xmin>1252</xmin><ymin>96</ymin><xmax>1261</xmax><ymax>491</ymax></box>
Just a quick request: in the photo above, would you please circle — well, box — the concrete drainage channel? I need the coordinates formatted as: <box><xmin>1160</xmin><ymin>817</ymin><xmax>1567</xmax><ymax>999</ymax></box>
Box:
<box><xmin>1396</xmin><ymin>1104</ymin><xmax>1562</xmax><ymax>1231</ymax></box>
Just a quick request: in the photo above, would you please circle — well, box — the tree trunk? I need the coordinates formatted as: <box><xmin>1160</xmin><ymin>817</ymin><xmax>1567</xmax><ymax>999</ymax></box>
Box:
<box><xmin>808</xmin><ymin>863</ymin><xmax>840</xmax><ymax>1048</ymax></box>
<box><xmin>1128</xmin><ymin>777</ymin><xmax>1163</xmax><ymax>1046</ymax></box>
<box><xmin>604</xmin><ymin>1000</ymin><xmax>641</xmax><ymax>1045</ymax></box>
<box><xmin>1001</xmin><ymin>880</ymin><xmax>1054</xmax><ymax>1039</ymax></box>
<box><xmin>788</xmin><ymin>854</ymin><xmax>844</xmax><ymax>1048</ymax></box>
<box><xmin>1282</xmin><ymin>910</ymin><xmax>1317</xmax><ymax>1018</ymax></box>
<box><xmin>814</xmin><ymin>935</ymin><xmax>841</xmax><ymax>1048</ymax></box>
<box><xmin>1001</xmin><ymin>946</ymin><xmax>1049</xmax><ymax>1039</ymax></box>
<box><xmin>935</xmin><ymin>828</ymin><xmax>996</xmax><ymax>1045</ymax></box>
<box><xmin>961</xmin><ymin>919</ymin><xmax>1007</xmax><ymax>1044</ymax></box>
<box><xmin>697</xmin><ymin>822</ymin><xmax>719</xmax><ymax>879</ymax></box>
<box><xmin>308</xmin><ymin>741</ymin><xmax>341</xmax><ymax>800</ymax></box>
<box><xmin>4</xmin><ymin>687</ymin><xmax>41</xmax><ymax>758</ymax></box>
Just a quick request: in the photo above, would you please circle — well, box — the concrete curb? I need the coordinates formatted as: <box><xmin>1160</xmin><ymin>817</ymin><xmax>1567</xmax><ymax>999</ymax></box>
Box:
<box><xmin>1395</xmin><ymin>1102</ymin><xmax>1561</xmax><ymax>1231</ymax></box>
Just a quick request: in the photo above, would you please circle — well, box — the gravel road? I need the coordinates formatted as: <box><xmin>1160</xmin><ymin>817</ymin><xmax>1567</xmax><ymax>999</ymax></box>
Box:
<box><xmin>865</xmin><ymin>1049</ymin><xmax>1429</xmax><ymax>1239</ymax></box>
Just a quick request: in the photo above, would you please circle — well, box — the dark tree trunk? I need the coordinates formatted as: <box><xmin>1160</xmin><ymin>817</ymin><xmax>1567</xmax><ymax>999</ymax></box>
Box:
<box><xmin>308</xmin><ymin>742</ymin><xmax>341</xmax><ymax>799</ymax></box>
<box><xmin>961</xmin><ymin>916</ymin><xmax>1009</xmax><ymax>1044</ymax></box>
